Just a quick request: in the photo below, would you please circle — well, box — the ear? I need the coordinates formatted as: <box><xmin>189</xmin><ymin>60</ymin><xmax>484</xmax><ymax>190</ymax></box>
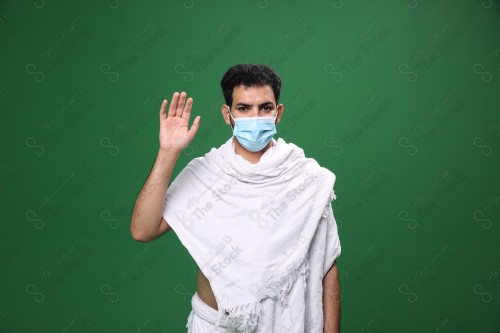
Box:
<box><xmin>221</xmin><ymin>104</ymin><xmax>232</xmax><ymax>127</ymax></box>
<box><xmin>276</xmin><ymin>103</ymin><xmax>284</xmax><ymax>125</ymax></box>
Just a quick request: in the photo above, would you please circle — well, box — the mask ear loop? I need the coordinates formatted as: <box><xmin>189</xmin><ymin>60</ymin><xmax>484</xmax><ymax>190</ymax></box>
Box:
<box><xmin>273</xmin><ymin>106</ymin><xmax>279</xmax><ymax>146</ymax></box>
<box><xmin>275</xmin><ymin>102</ymin><xmax>280</xmax><ymax>124</ymax></box>
<box><xmin>227</xmin><ymin>106</ymin><xmax>235</xmax><ymax>131</ymax></box>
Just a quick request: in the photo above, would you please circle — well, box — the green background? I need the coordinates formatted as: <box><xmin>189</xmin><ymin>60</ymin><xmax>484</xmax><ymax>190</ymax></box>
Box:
<box><xmin>2</xmin><ymin>0</ymin><xmax>499</xmax><ymax>332</ymax></box>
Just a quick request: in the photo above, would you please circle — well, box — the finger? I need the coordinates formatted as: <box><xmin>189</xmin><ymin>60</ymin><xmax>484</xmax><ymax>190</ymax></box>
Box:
<box><xmin>182</xmin><ymin>97</ymin><xmax>193</xmax><ymax>121</ymax></box>
<box><xmin>159</xmin><ymin>99</ymin><xmax>168</xmax><ymax>119</ymax></box>
<box><xmin>176</xmin><ymin>91</ymin><xmax>186</xmax><ymax>117</ymax></box>
<box><xmin>168</xmin><ymin>92</ymin><xmax>179</xmax><ymax>117</ymax></box>
<box><xmin>188</xmin><ymin>115</ymin><xmax>200</xmax><ymax>140</ymax></box>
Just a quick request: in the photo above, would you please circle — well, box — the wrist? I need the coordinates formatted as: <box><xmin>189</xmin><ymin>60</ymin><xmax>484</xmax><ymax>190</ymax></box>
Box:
<box><xmin>158</xmin><ymin>147</ymin><xmax>181</xmax><ymax>158</ymax></box>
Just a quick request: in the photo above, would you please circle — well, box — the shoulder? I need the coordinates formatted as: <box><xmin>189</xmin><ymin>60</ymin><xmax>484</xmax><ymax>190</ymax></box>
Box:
<box><xmin>283</xmin><ymin>140</ymin><xmax>337</xmax><ymax>191</ymax></box>
<box><xmin>285</xmin><ymin>139</ymin><xmax>336</xmax><ymax>181</ymax></box>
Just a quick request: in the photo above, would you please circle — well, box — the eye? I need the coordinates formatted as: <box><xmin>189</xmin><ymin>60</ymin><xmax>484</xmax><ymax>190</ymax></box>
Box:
<box><xmin>262</xmin><ymin>105</ymin><xmax>273</xmax><ymax>111</ymax></box>
<box><xmin>237</xmin><ymin>107</ymin><xmax>247</xmax><ymax>111</ymax></box>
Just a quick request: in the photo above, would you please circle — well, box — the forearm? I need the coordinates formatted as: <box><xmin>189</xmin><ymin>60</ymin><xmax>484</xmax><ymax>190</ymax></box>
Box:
<box><xmin>323</xmin><ymin>263</ymin><xmax>341</xmax><ymax>333</ymax></box>
<box><xmin>130</xmin><ymin>148</ymin><xmax>180</xmax><ymax>240</ymax></box>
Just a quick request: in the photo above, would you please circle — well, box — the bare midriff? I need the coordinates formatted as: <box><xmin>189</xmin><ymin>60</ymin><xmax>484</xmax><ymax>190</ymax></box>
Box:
<box><xmin>196</xmin><ymin>268</ymin><xmax>218</xmax><ymax>310</ymax></box>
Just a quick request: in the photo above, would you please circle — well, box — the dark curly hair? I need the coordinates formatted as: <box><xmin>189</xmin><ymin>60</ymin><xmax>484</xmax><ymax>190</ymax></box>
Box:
<box><xmin>220</xmin><ymin>64</ymin><xmax>281</xmax><ymax>108</ymax></box>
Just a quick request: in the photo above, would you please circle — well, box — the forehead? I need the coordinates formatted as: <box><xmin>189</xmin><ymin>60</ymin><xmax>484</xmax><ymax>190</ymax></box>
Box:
<box><xmin>232</xmin><ymin>84</ymin><xmax>275</xmax><ymax>104</ymax></box>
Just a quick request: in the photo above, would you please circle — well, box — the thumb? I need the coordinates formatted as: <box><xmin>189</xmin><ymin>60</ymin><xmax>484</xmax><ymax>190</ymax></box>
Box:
<box><xmin>187</xmin><ymin>115</ymin><xmax>200</xmax><ymax>141</ymax></box>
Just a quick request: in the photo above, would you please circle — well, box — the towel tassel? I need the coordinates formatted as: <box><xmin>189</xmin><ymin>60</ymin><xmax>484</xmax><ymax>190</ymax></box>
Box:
<box><xmin>266</xmin><ymin>256</ymin><xmax>311</xmax><ymax>308</ymax></box>
<box><xmin>214</xmin><ymin>299</ymin><xmax>262</xmax><ymax>333</ymax></box>
<box><xmin>213</xmin><ymin>258</ymin><xmax>310</xmax><ymax>332</ymax></box>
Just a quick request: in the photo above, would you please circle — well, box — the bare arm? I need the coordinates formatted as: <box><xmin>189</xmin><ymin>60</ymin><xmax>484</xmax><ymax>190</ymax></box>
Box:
<box><xmin>130</xmin><ymin>91</ymin><xmax>200</xmax><ymax>242</ymax></box>
<box><xmin>130</xmin><ymin>148</ymin><xmax>179</xmax><ymax>242</ymax></box>
<box><xmin>323</xmin><ymin>261</ymin><xmax>341</xmax><ymax>333</ymax></box>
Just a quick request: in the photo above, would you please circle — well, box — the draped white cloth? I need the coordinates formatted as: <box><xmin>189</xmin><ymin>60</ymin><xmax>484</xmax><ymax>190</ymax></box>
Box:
<box><xmin>163</xmin><ymin>136</ymin><xmax>341</xmax><ymax>332</ymax></box>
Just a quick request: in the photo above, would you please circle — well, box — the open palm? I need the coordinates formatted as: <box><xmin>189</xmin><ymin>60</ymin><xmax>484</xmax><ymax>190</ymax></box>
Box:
<box><xmin>159</xmin><ymin>91</ymin><xmax>200</xmax><ymax>154</ymax></box>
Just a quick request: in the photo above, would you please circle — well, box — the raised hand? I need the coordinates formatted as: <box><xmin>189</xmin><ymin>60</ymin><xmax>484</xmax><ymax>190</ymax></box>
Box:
<box><xmin>159</xmin><ymin>91</ymin><xmax>200</xmax><ymax>154</ymax></box>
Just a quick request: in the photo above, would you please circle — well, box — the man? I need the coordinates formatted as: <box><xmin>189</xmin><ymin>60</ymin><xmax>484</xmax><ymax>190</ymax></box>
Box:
<box><xmin>130</xmin><ymin>64</ymin><xmax>341</xmax><ymax>332</ymax></box>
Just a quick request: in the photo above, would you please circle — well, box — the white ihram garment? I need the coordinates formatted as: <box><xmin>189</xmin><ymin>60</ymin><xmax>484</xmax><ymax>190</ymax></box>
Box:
<box><xmin>163</xmin><ymin>136</ymin><xmax>341</xmax><ymax>332</ymax></box>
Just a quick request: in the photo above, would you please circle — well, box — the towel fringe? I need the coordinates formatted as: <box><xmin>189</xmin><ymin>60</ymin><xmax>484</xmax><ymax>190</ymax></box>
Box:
<box><xmin>330</xmin><ymin>189</ymin><xmax>337</xmax><ymax>201</ymax></box>
<box><xmin>268</xmin><ymin>256</ymin><xmax>310</xmax><ymax>308</ymax></box>
<box><xmin>215</xmin><ymin>299</ymin><xmax>262</xmax><ymax>333</ymax></box>
<box><xmin>213</xmin><ymin>257</ymin><xmax>310</xmax><ymax>332</ymax></box>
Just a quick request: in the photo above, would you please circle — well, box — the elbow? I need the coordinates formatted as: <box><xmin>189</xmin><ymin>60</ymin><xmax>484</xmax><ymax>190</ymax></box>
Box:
<box><xmin>130</xmin><ymin>229</ymin><xmax>148</xmax><ymax>242</ymax></box>
<box><xmin>130</xmin><ymin>220</ymin><xmax>152</xmax><ymax>243</ymax></box>
<box><xmin>131</xmin><ymin>232</ymin><xmax>150</xmax><ymax>243</ymax></box>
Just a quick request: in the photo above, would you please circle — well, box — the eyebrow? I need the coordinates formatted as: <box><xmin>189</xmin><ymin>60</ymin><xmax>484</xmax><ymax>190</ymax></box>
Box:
<box><xmin>234</xmin><ymin>101</ymin><xmax>275</xmax><ymax>108</ymax></box>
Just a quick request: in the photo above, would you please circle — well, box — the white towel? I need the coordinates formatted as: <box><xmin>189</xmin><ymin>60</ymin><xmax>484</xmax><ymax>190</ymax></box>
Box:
<box><xmin>163</xmin><ymin>136</ymin><xmax>341</xmax><ymax>332</ymax></box>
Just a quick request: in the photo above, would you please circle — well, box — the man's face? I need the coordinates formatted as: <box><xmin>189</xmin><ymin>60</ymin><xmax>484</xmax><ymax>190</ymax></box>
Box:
<box><xmin>230</xmin><ymin>84</ymin><xmax>278</xmax><ymax>118</ymax></box>
<box><xmin>222</xmin><ymin>84</ymin><xmax>283</xmax><ymax>131</ymax></box>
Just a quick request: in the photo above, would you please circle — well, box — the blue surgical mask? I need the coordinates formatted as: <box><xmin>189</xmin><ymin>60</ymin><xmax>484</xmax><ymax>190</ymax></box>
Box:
<box><xmin>228</xmin><ymin>107</ymin><xmax>278</xmax><ymax>152</ymax></box>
